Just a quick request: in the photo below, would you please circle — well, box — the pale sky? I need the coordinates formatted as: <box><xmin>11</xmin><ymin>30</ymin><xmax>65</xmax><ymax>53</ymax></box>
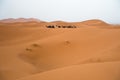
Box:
<box><xmin>0</xmin><ymin>0</ymin><xmax>120</xmax><ymax>24</ymax></box>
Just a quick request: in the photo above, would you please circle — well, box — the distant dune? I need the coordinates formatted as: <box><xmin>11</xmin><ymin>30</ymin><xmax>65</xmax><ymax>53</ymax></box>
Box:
<box><xmin>0</xmin><ymin>18</ymin><xmax>120</xmax><ymax>80</ymax></box>
<box><xmin>0</xmin><ymin>18</ymin><xmax>45</xmax><ymax>23</ymax></box>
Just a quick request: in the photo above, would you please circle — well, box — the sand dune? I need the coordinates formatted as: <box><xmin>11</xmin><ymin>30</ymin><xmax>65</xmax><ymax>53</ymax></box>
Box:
<box><xmin>0</xmin><ymin>18</ymin><xmax>43</xmax><ymax>23</ymax></box>
<box><xmin>17</xmin><ymin>62</ymin><xmax>120</xmax><ymax>80</ymax></box>
<box><xmin>19</xmin><ymin>27</ymin><xmax>120</xmax><ymax>72</ymax></box>
<box><xmin>0</xmin><ymin>19</ymin><xmax>120</xmax><ymax>80</ymax></box>
<box><xmin>81</xmin><ymin>19</ymin><xmax>109</xmax><ymax>26</ymax></box>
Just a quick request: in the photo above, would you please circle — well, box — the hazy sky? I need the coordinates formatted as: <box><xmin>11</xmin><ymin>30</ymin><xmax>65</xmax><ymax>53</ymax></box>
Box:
<box><xmin>0</xmin><ymin>0</ymin><xmax>120</xmax><ymax>23</ymax></box>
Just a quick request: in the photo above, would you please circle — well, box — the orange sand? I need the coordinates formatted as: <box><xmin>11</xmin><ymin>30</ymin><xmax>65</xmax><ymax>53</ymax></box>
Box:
<box><xmin>0</xmin><ymin>19</ymin><xmax>120</xmax><ymax>80</ymax></box>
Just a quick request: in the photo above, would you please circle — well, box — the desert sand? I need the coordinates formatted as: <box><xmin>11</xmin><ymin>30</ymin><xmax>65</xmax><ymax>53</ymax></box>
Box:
<box><xmin>0</xmin><ymin>18</ymin><xmax>120</xmax><ymax>80</ymax></box>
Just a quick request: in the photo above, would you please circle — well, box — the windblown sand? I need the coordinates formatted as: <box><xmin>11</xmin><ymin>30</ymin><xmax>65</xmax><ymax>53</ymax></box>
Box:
<box><xmin>0</xmin><ymin>19</ymin><xmax>120</xmax><ymax>80</ymax></box>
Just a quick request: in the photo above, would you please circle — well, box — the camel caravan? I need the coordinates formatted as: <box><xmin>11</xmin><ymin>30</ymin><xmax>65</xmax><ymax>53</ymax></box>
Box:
<box><xmin>46</xmin><ymin>25</ymin><xmax>77</xmax><ymax>28</ymax></box>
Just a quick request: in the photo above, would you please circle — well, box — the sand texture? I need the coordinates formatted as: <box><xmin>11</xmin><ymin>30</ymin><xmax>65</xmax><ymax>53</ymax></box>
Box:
<box><xmin>0</xmin><ymin>19</ymin><xmax>120</xmax><ymax>80</ymax></box>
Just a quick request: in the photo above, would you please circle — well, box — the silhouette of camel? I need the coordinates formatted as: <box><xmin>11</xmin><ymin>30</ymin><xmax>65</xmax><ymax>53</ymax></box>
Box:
<box><xmin>46</xmin><ymin>25</ymin><xmax>77</xmax><ymax>28</ymax></box>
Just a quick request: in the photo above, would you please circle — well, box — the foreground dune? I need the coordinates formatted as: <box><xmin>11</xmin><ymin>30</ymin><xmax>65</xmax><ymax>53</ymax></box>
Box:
<box><xmin>17</xmin><ymin>62</ymin><xmax>120</xmax><ymax>80</ymax></box>
<box><xmin>19</xmin><ymin>27</ymin><xmax>120</xmax><ymax>72</ymax></box>
<box><xmin>0</xmin><ymin>19</ymin><xmax>120</xmax><ymax>80</ymax></box>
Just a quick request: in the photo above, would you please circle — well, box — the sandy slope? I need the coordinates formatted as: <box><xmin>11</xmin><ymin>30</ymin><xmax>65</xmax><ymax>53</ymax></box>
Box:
<box><xmin>19</xmin><ymin>26</ymin><xmax>120</xmax><ymax>72</ymax></box>
<box><xmin>17</xmin><ymin>62</ymin><xmax>120</xmax><ymax>80</ymax></box>
<box><xmin>0</xmin><ymin>19</ymin><xmax>120</xmax><ymax>80</ymax></box>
